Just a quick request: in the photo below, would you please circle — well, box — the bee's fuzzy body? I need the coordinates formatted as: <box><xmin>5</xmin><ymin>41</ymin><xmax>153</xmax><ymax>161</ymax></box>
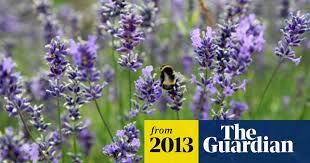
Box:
<box><xmin>160</xmin><ymin>64</ymin><xmax>176</xmax><ymax>90</ymax></box>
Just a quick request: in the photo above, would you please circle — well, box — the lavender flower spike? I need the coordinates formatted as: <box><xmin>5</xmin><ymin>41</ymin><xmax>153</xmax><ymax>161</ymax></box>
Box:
<box><xmin>116</xmin><ymin>13</ymin><xmax>144</xmax><ymax>53</ymax></box>
<box><xmin>129</xmin><ymin>66</ymin><xmax>162</xmax><ymax>117</ymax></box>
<box><xmin>190</xmin><ymin>27</ymin><xmax>216</xmax><ymax>69</ymax></box>
<box><xmin>69</xmin><ymin>35</ymin><xmax>100</xmax><ymax>82</ymax></box>
<box><xmin>118</xmin><ymin>52</ymin><xmax>143</xmax><ymax>72</ymax></box>
<box><xmin>0</xmin><ymin>127</ymin><xmax>38</xmax><ymax>162</ymax></box>
<box><xmin>45</xmin><ymin>37</ymin><xmax>68</xmax><ymax>97</ymax></box>
<box><xmin>227</xmin><ymin>100</ymin><xmax>248</xmax><ymax>120</ymax></box>
<box><xmin>167</xmin><ymin>78</ymin><xmax>186</xmax><ymax>112</ymax></box>
<box><xmin>45</xmin><ymin>36</ymin><xmax>68</xmax><ymax>79</ymax></box>
<box><xmin>135</xmin><ymin>66</ymin><xmax>162</xmax><ymax>103</ymax></box>
<box><xmin>275</xmin><ymin>11</ymin><xmax>310</xmax><ymax>65</ymax></box>
<box><xmin>0</xmin><ymin>57</ymin><xmax>21</xmax><ymax>98</ymax></box>
<box><xmin>103</xmin><ymin>123</ymin><xmax>142</xmax><ymax>162</ymax></box>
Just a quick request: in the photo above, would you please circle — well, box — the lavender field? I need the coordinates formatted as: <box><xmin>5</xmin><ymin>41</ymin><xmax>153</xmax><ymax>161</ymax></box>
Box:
<box><xmin>0</xmin><ymin>0</ymin><xmax>309</xmax><ymax>162</ymax></box>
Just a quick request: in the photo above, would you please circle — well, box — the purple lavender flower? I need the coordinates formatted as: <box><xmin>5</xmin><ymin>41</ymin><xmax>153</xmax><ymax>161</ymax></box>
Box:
<box><xmin>0</xmin><ymin>57</ymin><xmax>21</xmax><ymax>98</ymax></box>
<box><xmin>232</xmin><ymin>14</ymin><xmax>265</xmax><ymax>53</ymax></box>
<box><xmin>214</xmin><ymin>111</ymin><xmax>236</xmax><ymax>120</ymax></box>
<box><xmin>39</xmin><ymin>131</ymin><xmax>61</xmax><ymax>162</ymax></box>
<box><xmin>279</xmin><ymin>0</ymin><xmax>290</xmax><ymax>18</ymax></box>
<box><xmin>170</xmin><ymin>0</ymin><xmax>184</xmax><ymax>23</ymax></box>
<box><xmin>0</xmin><ymin>57</ymin><xmax>32</xmax><ymax>117</ymax></box>
<box><xmin>45</xmin><ymin>37</ymin><xmax>68</xmax><ymax>79</ymax></box>
<box><xmin>43</xmin><ymin>17</ymin><xmax>61</xmax><ymax>44</ymax></box>
<box><xmin>45</xmin><ymin>37</ymin><xmax>68</xmax><ymax>98</ymax></box>
<box><xmin>140</xmin><ymin>1</ymin><xmax>158</xmax><ymax>31</ymax></box>
<box><xmin>57</xmin><ymin>5</ymin><xmax>80</xmax><ymax>37</ymax></box>
<box><xmin>65</xmin><ymin>67</ymin><xmax>85</xmax><ymax>121</ymax></box>
<box><xmin>34</xmin><ymin>0</ymin><xmax>61</xmax><ymax>44</ymax></box>
<box><xmin>116</xmin><ymin>9</ymin><xmax>145</xmax><ymax>71</ymax></box>
<box><xmin>190</xmin><ymin>27</ymin><xmax>216</xmax><ymax>70</ymax></box>
<box><xmin>282</xmin><ymin>96</ymin><xmax>290</xmax><ymax>108</ymax></box>
<box><xmin>129</xmin><ymin>66</ymin><xmax>162</xmax><ymax>117</ymax></box>
<box><xmin>33</xmin><ymin>0</ymin><xmax>51</xmax><ymax>16</ymax></box>
<box><xmin>135</xmin><ymin>66</ymin><xmax>162</xmax><ymax>103</ymax></box>
<box><xmin>118</xmin><ymin>53</ymin><xmax>143</xmax><ymax>71</ymax></box>
<box><xmin>69</xmin><ymin>36</ymin><xmax>107</xmax><ymax>102</ymax></box>
<box><xmin>224</xmin><ymin>0</ymin><xmax>251</xmax><ymax>23</ymax></box>
<box><xmin>190</xmin><ymin>28</ymin><xmax>203</xmax><ymax>49</ymax></box>
<box><xmin>70</xmin><ymin>35</ymin><xmax>100</xmax><ymax>82</ymax></box>
<box><xmin>0</xmin><ymin>57</ymin><xmax>51</xmax><ymax>162</ymax></box>
<box><xmin>78</xmin><ymin>120</ymin><xmax>95</xmax><ymax>156</ymax></box>
<box><xmin>190</xmin><ymin>87</ymin><xmax>211</xmax><ymax>120</ymax></box>
<box><xmin>103</xmin><ymin>123</ymin><xmax>142</xmax><ymax>162</ymax></box>
<box><xmin>182</xmin><ymin>55</ymin><xmax>193</xmax><ymax>74</ymax></box>
<box><xmin>275</xmin><ymin>11</ymin><xmax>310</xmax><ymax>65</ymax></box>
<box><xmin>98</xmin><ymin>0</ymin><xmax>127</xmax><ymax>35</ymax></box>
<box><xmin>167</xmin><ymin>78</ymin><xmax>186</xmax><ymax>112</ymax></box>
<box><xmin>116</xmin><ymin>13</ymin><xmax>144</xmax><ymax>53</ymax></box>
<box><xmin>0</xmin><ymin>57</ymin><xmax>50</xmax><ymax>136</ymax></box>
<box><xmin>103</xmin><ymin>67</ymin><xmax>115</xmax><ymax>84</ymax></box>
<box><xmin>0</xmin><ymin>127</ymin><xmax>34</xmax><ymax>162</ymax></box>
<box><xmin>28</xmin><ymin>74</ymin><xmax>51</xmax><ymax>101</ymax></box>
<box><xmin>191</xmin><ymin>9</ymin><xmax>265</xmax><ymax>120</ymax></box>
<box><xmin>190</xmin><ymin>71</ymin><xmax>218</xmax><ymax>119</ymax></box>
<box><xmin>30</xmin><ymin>105</ymin><xmax>50</xmax><ymax>132</ymax></box>
<box><xmin>22</xmin><ymin>143</ymin><xmax>40</xmax><ymax>163</ymax></box>
<box><xmin>227</xmin><ymin>100</ymin><xmax>248</xmax><ymax>119</ymax></box>
<box><xmin>62</xmin><ymin>117</ymin><xmax>91</xmax><ymax>162</ymax></box>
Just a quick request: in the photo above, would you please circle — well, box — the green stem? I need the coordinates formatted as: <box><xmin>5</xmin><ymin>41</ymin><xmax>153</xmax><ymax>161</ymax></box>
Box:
<box><xmin>110</xmin><ymin>17</ymin><xmax>123</xmax><ymax>123</ymax></box>
<box><xmin>87</xmin><ymin>82</ymin><xmax>113</xmax><ymax>141</ymax></box>
<box><xmin>128</xmin><ymin>70</ymin><xmax>132</xmax><ymax>110</ymax></box>
<box><xmin>15</xmin><ymin>105</ymin><xmax>49</xmax><ymax>162</ymax></box>
<box><xmin>56</xmin><ymin>79</ymin><xmax>64</xmax><ymax>163</ymax></box>
<box><xmin>176</xmin><ymin>111</ymin><xmax>180</xmax><ymax>120</ymax></box>
<box><xmin>299</xmin><ymin>50</ymin><xmax>309</xmax><ymax>120</ymax></box>
<box><xmin>111</xmin><ymin>37</ymin><xmax>121</xmax><ymax>111</ymax></box>
<box><xmin>256</xmin><ymin>59</ymin><xmax>283</xmax><ymax>113</ymax></box>
<box><xmin>73</xmin><ymin>124</ymin><xmax>78</xmax><ymax>158</ymax></box>
<box><xmin>93</xmin><ymin>99</ymin><xmax>114</xmax><ymax>141</ymax></box>
<box><xmin>299</xmin><ymin>102</ymin><xmax>308</xmax><ymax>120</ymax></box>
<box><xmin>72</xmin><ymin>92</ymin><xmax>78</xmax><ymax>159</ymax></box>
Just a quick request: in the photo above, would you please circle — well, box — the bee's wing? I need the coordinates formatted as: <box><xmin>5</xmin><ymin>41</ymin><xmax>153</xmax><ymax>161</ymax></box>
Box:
<box><xmin>174</xmin><ymin>72</ymin><xmax>187</xmax><ymax>93</ymax></box>
<box><xmin>174</xmin><ymin>72</ymin><xmax>186</xmax><ymax>82</ymax></box>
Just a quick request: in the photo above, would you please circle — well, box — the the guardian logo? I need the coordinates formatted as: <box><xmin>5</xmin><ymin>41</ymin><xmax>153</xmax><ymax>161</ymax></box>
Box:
<box><xmin>203</xmin><ymin>124</ymin><xmax>294</xmax><ymax>153</ymax></box>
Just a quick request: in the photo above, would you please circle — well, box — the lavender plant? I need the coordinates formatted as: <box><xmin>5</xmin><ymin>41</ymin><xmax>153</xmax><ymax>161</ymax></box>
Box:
<box><xmin>0</xmin><ymin>56</ymin><xmax>57</xmax><ymax>162</ymax></box>
<box><xmin>103</xmin><ymin>122</ymin><xmax>142</xmax><ymax>162</ymax></box>
<box><xmin>45</xmin><ymin>36</ymin><xmax>68</xmax><ymax>160</ymax></box>
<box><xmin>190</xmin><ymin>9</ymin><xmax>265</xmax><ymax>119</ymax></box>
<box><xmin>116</xmin><ymin>5</ymin><xmax>145</xmax><ymax>115</ymax></box>
<box><xmin>69</xmin><ymin>36</ymin><xmax>113</xmax><ymax>141</ymax></box>
<box><xmin>63</xmin><ymin>67</ymin><xmax>86</xmax><ymax>162</ymax></box>
<box><xmin>257</xmin><ymin>11</ymin><xmax>310</xmax><ymax>112</ymax></box>
<box><xmin>129</xmin><ymin>65</ymin><xmax>162</xmax><ymax>118</ymax></box>
<box><xmin>167</xmin><ymin>78</ymin><xmax>186</xmax><ymax>120</ymax></box>
<box><xmin>34</xmin><ymin>0</ymin><xmax>61</xmax><ymax>44</ymax></box>
<box><xmin>78</xmin><ymin>120</ymin><xmax>95</xmax><ymax>157</ymax></box>
<box><xmin>0</xmin><ymin>127</ymin><xmax>39</xmax><ymax>162</ymax></box>
<box><xmin>275</xmin><ymin>11</ymin><xmax>310</xmax><ymax>65</ymax></box>
<box><xmin>223</xmin><ymin>0</ymin><xmax>251</xmax><ymax>23</ymax></box>
<box><xmin>98</xmin><ymin>0</ymin><xmax>128</xmax><ymax>120</ymax></box>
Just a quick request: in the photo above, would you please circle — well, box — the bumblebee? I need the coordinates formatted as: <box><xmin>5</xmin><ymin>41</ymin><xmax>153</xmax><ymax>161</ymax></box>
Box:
<box><xmin>160</xmin><ymin>64</ymin><xmax>176</xmax><ymax>90</ymax></box>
